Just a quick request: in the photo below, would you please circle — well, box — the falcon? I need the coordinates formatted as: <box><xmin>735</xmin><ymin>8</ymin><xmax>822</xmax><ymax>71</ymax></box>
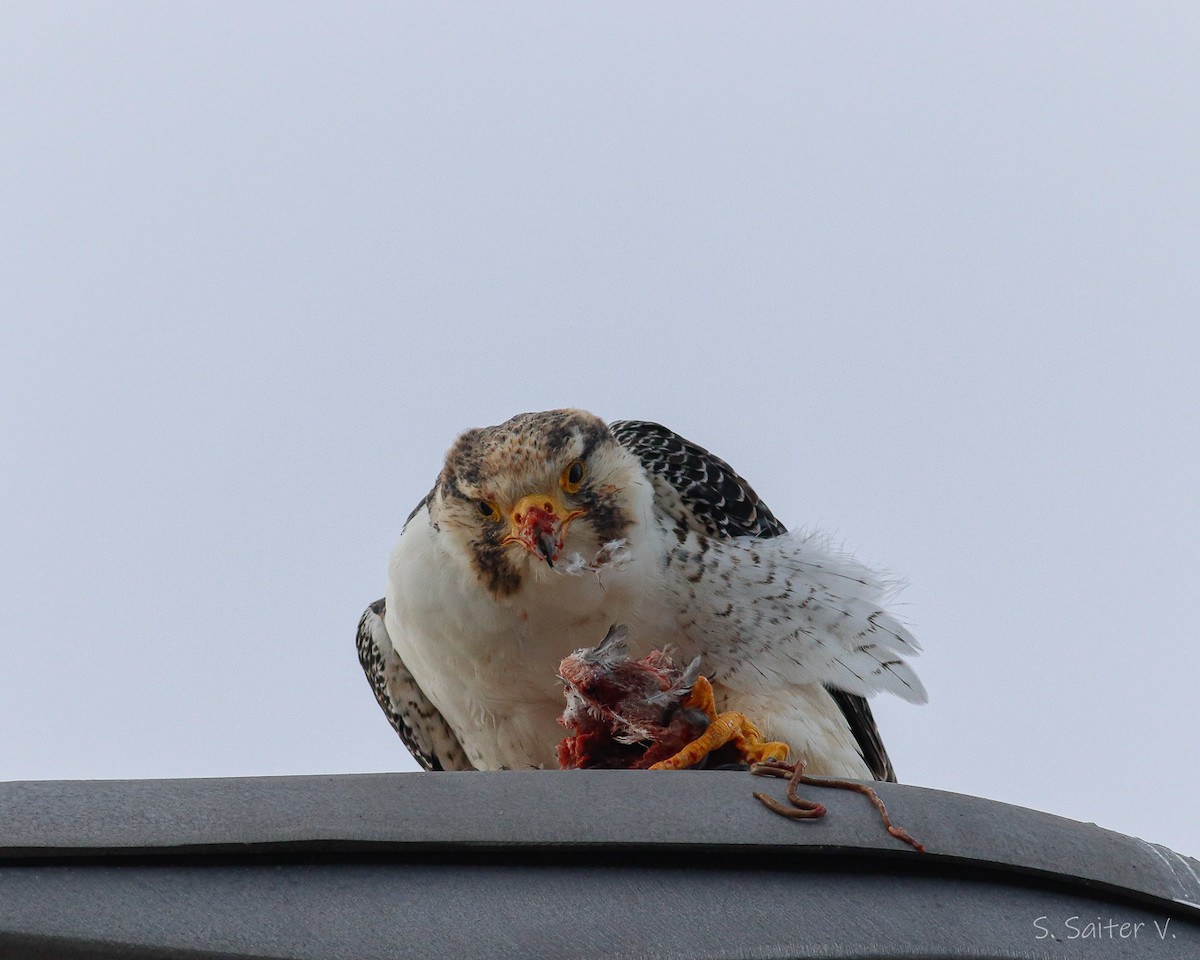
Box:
<box><xmin>356</xmin><ymin>409</ymin><xmax>925</xmax><ymax>779</ymax></box>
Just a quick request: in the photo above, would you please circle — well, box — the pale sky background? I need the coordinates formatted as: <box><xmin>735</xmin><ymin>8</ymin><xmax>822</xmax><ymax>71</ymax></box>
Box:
<box><xmin>3</xmin><ymin>5</ymin><xmax>1197</xmax><ymax>859</ymax></box>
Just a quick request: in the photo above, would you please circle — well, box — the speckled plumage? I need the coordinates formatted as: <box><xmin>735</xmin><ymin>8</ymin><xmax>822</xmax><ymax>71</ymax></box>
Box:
<box><xmin>355</xmin><ymin>599</ymin><xmax>469</xmax><ymax>771</ymax></box>
<box><xmin>357</xmin><ymin>410</ymin><xmax>925</xmax><ymax>779</ymax></box>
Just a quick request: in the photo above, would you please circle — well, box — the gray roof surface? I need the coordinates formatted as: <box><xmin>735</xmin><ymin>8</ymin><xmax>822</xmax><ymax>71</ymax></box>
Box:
<box><xmin>2</xmin><ymin>771</ymin><xmax>1197</xmax><ymax>959</ymax></box>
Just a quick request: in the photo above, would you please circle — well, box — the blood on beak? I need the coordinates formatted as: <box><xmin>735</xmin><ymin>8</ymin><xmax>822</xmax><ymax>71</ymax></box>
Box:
<box><xmin>503</xmin><ymin>492</ymin><xmax>584</xmax><ymax>567</ymax></box>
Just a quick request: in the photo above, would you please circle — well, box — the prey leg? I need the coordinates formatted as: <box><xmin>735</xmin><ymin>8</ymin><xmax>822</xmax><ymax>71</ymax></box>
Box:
<box><xmin>751</xmin><ymin>759</ymin><xmax>926</xmax><ymax>852</ymax></box>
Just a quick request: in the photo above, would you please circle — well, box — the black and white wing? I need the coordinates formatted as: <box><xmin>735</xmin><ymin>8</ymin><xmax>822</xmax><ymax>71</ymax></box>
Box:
<box><xmin>609</xmin><ymin>419</ymin><xmax>898</xmax><ymax>782</ymax></box>
<box><xmin>610</xmin><ymin>419</ymin><xmax>787</xmax><ymax>540</ymax></box>
<box><xmin>355</xmin><ymin>598</ymin><xmax>473</xmax><ymax>772</ymax></box>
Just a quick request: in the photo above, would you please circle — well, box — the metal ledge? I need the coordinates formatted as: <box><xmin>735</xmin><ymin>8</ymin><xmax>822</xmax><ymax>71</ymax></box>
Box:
<box><xmin>1</xmin><ymin>771</ymin><xmax>1197</xmax><ymax>959</ymax></box>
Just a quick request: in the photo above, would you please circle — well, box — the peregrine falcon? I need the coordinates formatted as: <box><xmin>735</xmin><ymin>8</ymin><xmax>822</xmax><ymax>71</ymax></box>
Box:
<box><xmin>356</xmin><ymin>410</ymin><xmax>925</xmax><ymax>779</ymax></box>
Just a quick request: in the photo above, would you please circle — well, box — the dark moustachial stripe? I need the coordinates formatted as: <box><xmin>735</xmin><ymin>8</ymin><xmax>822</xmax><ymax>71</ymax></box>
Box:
<box><xmin>470</xmin><ymin>512</ymin><xmax>523</xmax><ymax>598</ymax></box>
<box><xmin>471</xmin><ymin>537</ymin><xmax>523</xmax><ymax>598</ymax></box>
<box><xmin>576</xmin><ymin>483</ymin><xmax>633</xmax><ymax>544</ymax></box>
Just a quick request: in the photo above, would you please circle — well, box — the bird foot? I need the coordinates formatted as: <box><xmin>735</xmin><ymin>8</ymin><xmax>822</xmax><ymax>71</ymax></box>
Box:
<box><xmin>649</xmin><ymin>676</ymin><xmax>791</xmax><ymax>770</ymax></box>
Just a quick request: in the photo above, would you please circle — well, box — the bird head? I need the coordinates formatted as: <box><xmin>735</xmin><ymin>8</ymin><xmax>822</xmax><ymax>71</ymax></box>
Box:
<box><xmin>429</xmin><ymin>409</ymin><xmax>649</xmax><ymax>593</ymax></box>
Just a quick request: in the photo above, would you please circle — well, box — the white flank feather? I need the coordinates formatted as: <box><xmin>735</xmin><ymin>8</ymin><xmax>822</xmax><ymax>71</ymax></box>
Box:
<box><xmin>668</xmin><ymin>529</ymin><xmax>927</xmax><ymax>705</ymax></box>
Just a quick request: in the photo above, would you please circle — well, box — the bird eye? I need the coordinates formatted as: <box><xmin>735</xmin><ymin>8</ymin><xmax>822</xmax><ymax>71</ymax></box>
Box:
<box><xmin>561</xmin><ymin>460</ymin><xmax>584</xmax><ymax>493</ymax></box>
<box><xmin>477</xmin><ymin>499</ymin><xmax>500</xmax><ymax>521</ymax></box>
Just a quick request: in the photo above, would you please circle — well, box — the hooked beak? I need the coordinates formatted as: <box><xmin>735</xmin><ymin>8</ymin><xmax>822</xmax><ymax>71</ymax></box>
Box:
<box><xmin>535</xmin><ymin>529</ymin><xmax>558</xmax><ymax>567</ymax></box>
<box><xmin>502</xmin><ymin>492</ymin><xmax>585</xmax><ymax>567</ymax></box>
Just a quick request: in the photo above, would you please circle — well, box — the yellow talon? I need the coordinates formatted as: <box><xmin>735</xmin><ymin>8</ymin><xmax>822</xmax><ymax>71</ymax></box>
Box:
<box><xmin>650</xmin><ymin>676</ymin><xmax>790</xmax><ymax>770</ymax></box>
